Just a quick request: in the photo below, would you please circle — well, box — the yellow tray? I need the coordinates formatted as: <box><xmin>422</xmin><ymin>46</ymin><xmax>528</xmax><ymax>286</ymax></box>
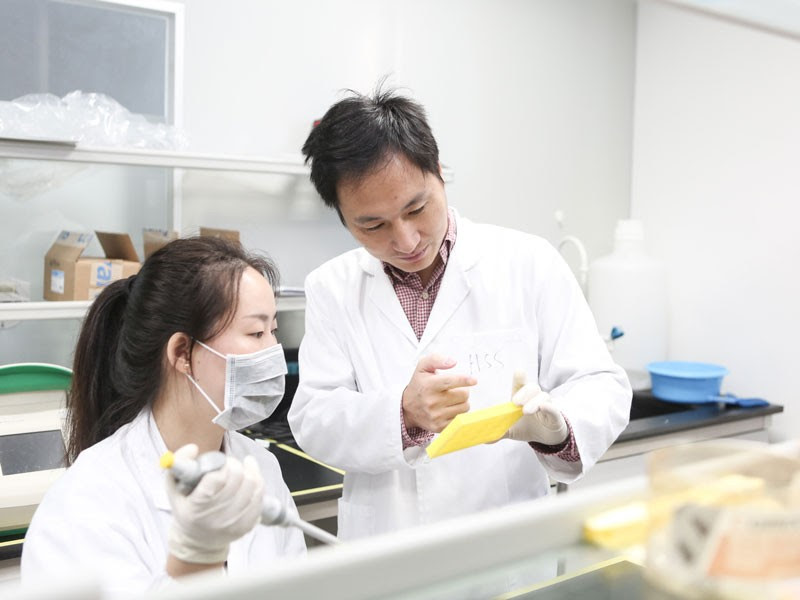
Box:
<box><xmin>426</xmin><ymin>402</ymin><xmax>523</xmax><ymax>459</ymax></box>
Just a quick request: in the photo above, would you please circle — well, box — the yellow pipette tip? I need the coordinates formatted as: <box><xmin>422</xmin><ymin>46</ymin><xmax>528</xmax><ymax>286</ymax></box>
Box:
<box><xmin>159</xmin><ymin>451</ymin><xmax>175</xmax><ymax>469</ymax></box>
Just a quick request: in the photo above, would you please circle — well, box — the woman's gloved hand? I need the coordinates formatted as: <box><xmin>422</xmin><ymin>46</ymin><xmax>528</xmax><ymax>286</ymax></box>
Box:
<box><xmin>165</xmin><ymin>444</ymin><xmax>264</xmax><ymax>564</ymax></box>
<box><xmin>505</xmin><ymin>371</ymin><xmax>568</xmax><ymax>446</ymax></box>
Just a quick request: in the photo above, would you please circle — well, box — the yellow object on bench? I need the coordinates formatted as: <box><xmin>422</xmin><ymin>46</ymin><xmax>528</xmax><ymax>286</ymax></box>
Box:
<box><xmin>426</xmin><ymin>402</ymin><xmax>523</xmax><ymax>459</ymax></box>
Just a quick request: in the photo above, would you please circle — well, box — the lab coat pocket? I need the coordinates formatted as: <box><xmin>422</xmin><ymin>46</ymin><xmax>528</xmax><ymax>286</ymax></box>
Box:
<box><xmin>336</xmin><ymin>498</ymin><xmax>375</xmax><ymax>541</ymax></box>
<box><xmin>430</xmin><ymin>328</ymin><xmax>536</xmax><ymax>409</ymax></box>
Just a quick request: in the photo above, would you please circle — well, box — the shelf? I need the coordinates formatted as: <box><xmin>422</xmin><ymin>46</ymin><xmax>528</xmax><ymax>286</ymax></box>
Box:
<box><xmin>0</xmin><ymin>301</ymin><xmax>89</xmax><ymax>321</ymax></box>
<box><xmin>0</xmin><ymin>137</ymin><xmax>309</xmax><ymax>175</ymax></box>
<box><xmin>0</xmin><ymin>137</ymin><xmax>455</xmax><ymax>181</ymax></box>
<box><xmin>0</xmin><ymin>295</ymin><xmax>305</xmax><ymax>323</ymax></box>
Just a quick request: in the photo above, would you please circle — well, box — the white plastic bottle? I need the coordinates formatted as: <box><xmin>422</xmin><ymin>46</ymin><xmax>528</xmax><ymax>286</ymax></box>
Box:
<box><xmin>588</xmin><ymin>219</ymin><xmax>668</xmax><ymax>390</ymax></box>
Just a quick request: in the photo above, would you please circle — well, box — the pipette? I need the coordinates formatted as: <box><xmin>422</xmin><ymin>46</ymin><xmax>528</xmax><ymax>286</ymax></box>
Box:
<box><xmin>160</xmin><ymin>450</ymin><xmax>340</xmax><ymax>545</ymax></box>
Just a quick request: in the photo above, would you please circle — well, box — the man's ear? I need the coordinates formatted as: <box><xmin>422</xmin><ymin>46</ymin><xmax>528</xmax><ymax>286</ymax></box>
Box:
<box><xmin>166</xmin><ymin>332</ymin><xmax>193</xmax><ymax>375</ymax></box>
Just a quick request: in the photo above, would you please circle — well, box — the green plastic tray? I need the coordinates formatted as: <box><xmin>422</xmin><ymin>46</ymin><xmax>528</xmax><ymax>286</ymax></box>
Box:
<box><xmin>0</xmin><ymin>363</ymin><xmax>72</xmax><ymax>394</ymax></box>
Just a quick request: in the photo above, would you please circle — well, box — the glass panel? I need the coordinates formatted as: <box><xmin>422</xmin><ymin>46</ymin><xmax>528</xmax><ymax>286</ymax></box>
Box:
<box><xmin>0</xmin><ymin>0</ymin><xmax>41</xmax><ymax>100</ymax></box>
<box><xmin>383</xmin><ymin>546</ymin><xmax>639</xmax><ymax>600</ymax></box>
<box><xmin>0</xmin><ymin>160</ymin><xmax>355</xmax><ymax>292</ymax></box>
<box><xmin>0</xmin><ymin>430</ymin><xmax>66</xmax><ymax>475</ymax></box>
<box><xmin>0</xmin><ymin>320</ymin><xmax>82</xmax><ymax>367</ymax></box>
<box><xmin>0</xmin><ymin>159</ymin><xmax>172</xmax><ymax>291</ymax></box>
<box><xmin>0</xmin><ymin>0</ymin><xmax>172</xmax><ymax>121</ymax></box>
<box><xmin>178</xmin><ymin>167</ymin><xmax>357</xmax><ymax>289</ymax></box>
<box><xmin>0</xmin><ymin>158</ymin><xmax>355</xmax><ymax>367</ymax></box>
<box><xmin>0</xmin><ymin>157</ymin><xmax>173</xmax><ymax>365</ymax></box>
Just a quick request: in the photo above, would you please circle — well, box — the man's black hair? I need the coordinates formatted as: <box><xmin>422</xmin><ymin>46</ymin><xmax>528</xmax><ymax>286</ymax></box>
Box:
<box><xmin>302</xmin><ymin>84</ymin><xmax>442</xmax><ymax>215</ymax></box>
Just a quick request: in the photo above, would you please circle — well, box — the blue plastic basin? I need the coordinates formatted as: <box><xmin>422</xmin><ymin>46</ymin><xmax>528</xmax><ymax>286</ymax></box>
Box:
<box><xmin>646</xmin><ymin>361</ymin><xmax>728</xmax><ymax>403</ymax></box>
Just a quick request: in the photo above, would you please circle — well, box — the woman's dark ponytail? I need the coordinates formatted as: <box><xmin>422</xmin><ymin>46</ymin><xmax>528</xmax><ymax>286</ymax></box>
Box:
<box><xmin>66</xmin><ymin>279</ymin><xmax>129</xmax><ymax>465</ymax></box>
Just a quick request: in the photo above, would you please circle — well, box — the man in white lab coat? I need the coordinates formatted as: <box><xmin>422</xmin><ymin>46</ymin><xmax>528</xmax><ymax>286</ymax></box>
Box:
<box><xmin>288</xmin><ymin>86</ymin><xmax>632</xmax><ymax>541</ymax></box>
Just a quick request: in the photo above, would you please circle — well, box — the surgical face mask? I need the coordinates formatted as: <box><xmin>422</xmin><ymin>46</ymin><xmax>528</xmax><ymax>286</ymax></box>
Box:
<box><xmin>185</xmin><ymin>341</ymin><xmax>287</xmax><ymax>431</ymax></box>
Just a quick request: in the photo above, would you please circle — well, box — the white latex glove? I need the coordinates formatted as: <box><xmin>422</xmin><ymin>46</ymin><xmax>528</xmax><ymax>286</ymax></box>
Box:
<box><xmin>165</xmin><ymin>444</ymin><xmax>264</xmax><ymax>564</ymax></box>
<box><xmin>505</xmin><ymin>371</ymin><xmax>569</xmax><ymax>446</ymax></box>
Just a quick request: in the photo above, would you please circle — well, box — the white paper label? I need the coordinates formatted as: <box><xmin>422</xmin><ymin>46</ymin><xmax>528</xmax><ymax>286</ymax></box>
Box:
<box><xmin>428</xmin><ymin>329</ymin><xmax>535</xmax><ymax>409</ymax></box>
<box><xmin>50</xmin><ymin>269</ymin><xmax>65</xmax><ymax>294</ymax></box>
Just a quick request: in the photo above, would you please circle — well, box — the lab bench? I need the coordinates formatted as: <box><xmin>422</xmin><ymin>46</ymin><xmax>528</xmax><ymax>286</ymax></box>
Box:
<box><xmin>142</xmin><ymin>431</ymin><xmax>799</xmax><ymax>600</ymax></box>
<box><xmin>615</xmin><ymin>389</ymin><xmax>782</xmax><ymax>456</ymax></box>
<box><xmin>0</xmin><ymin>393</ymin><xmax>782</xmax><ymax>563</ymax></box>
<box><xmin>568</xmin><ymin>390</ymin><xmax>783</xmax><ymax>491</ymax></box>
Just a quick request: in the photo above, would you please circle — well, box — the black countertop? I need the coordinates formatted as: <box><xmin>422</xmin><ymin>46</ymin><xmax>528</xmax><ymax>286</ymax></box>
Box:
<box><xmin>263</xmin><ymin>441</ymin><xmax>343</xmax><ymax>506</ymax></box>
<box><xmin>621</xmin><ymin>390</ymin><xmax>783</xmax><ymax>443</ymax></box>
<box><xmin>520</xmin><ymin>558</ymin><xmax>680</xmax><ymax>599</ymax></box>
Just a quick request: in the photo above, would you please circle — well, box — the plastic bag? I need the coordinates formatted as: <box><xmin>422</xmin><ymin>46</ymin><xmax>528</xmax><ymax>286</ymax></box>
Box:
<box><xmin>0</xmin><ymin>91</ymin><xmax>188</xmax><ymax>199</ymax></box>
<box><xmin>0</xmin><ymin>90</ymin><xmax>187</xmax><ymax>149</ymax></box>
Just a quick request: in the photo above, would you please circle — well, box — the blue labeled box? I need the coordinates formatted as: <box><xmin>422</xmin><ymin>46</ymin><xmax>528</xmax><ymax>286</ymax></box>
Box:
<box><xmin>43</xmin><ymin>231</ymin><xmax>140</xmax><ymax>300</ymax></box>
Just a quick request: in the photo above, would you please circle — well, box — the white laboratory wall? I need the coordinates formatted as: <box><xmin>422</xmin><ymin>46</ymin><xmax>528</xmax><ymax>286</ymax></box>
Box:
<box><xmin>630</xmin><ymin>0</ymin><xmax>800</xmax><ymax>441</ymax></box>
<box><xmin>178</xmin><ymin>0</ymin><xmax>637</xmax><ymax>272</ymax></box>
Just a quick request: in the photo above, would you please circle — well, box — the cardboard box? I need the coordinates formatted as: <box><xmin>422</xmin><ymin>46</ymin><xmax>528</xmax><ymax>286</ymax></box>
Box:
<box><xmin>142</xmin><ymin>228</ymin><xmax>178</xmax><ymax>260</ymax></box>
<box><xmin>200</xmin><ymin>227</ymin><xmax>240</xmax><ymax>242</ymax></box>
<box><xmin>43</xmin><ymin>231</ymin><xmax>141</xmax><ymax>301</ymax></box>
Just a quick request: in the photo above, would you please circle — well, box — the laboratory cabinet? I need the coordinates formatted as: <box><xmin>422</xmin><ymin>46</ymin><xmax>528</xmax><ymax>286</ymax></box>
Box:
<box><xmin>0</xmin><ymin>145</ymin><xmax>333</xmax><ymax>369</ymax></box>
<box><xmin>0</xmin><ymin>137</ymin><xmax>332</xmax><ymax>330</ymax></box>
<box><xmin>0</xmin><ymin>137</ymin><xmax>455</xmax><ymax>332</ymax></box>
<box><xmin>0</xmin><ymin>138</ymin><xmax>447</xmax><ymax>365</ymax></box>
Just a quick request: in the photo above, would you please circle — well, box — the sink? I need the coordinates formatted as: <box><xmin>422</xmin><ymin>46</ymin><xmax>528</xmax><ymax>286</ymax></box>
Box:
<box><xmin>630</xmin><ymin>391</ymin><xmax>692</xmax><ymax>420</ymax></box>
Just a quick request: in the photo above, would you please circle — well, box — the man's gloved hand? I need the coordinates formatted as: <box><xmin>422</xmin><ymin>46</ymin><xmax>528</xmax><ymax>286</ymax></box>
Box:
<box><xmin>165</xmin><ymin>444</ymin><xmax>264</xmax><ymax>564</ymax></box>
<box><xmin>505</xmin><ymin>371</ymin><xmax>568</xmax><ymax>446</ymax></box>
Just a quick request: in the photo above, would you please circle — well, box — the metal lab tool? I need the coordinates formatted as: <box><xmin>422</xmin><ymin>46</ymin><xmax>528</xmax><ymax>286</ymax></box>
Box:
<box><xmin>160</xmin><ymin>450</ymin><xmax>340</xmax><ymax>545</ymax></box>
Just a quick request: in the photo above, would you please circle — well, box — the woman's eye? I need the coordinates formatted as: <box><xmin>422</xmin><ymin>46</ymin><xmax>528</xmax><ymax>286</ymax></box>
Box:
<box><xmin>251</xmin><ymin>331</ymin><xmax>264</xmax><ymax>339</ymax></box>
<box><xmin>409</xmin><ymin>205</ymin><xmax>425</xmax><ymax>216</ymax></box>
<box><xmin>365</xmin><ymin>223</ymin><xmax>384</xmax><ymax>232</ymax></box>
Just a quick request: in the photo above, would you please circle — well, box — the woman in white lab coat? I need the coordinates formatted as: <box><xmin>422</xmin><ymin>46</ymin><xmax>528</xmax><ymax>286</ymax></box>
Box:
<box><xmin>289</xmin><ymin>87</ymin><xmax>632</xmax><ymax>540</ymax></box>
<box><xmin>21</xmin><ymin>237</ymin><xmax>305</xmax><ymax>597</ymax></box>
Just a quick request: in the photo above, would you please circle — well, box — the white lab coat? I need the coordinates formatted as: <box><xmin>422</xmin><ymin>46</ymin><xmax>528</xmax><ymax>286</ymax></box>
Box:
<box><xmin>289</xmin><ymin>211</ymin><xmax>631</xmax><ymax>540</ymax></box>
<box><xmin>21</xmin><ymin>408</ymin><xmax>306</xmax><ymax>598</ymax></box>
